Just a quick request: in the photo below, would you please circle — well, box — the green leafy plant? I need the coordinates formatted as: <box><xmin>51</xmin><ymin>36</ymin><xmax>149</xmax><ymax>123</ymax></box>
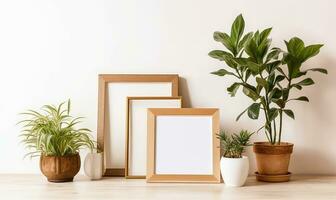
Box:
<box><xmin>217</xmin><ymin>130</ymin><xmax>253</xmax><ymax>158</ymax></box>
<box><xmin>18</xmin><ymin>100</ymin><xmax>95</xmax><ymax>158</ymax></box>
<box><xmin>209</xmin><ymin>14</ymin><xmax>327</xmax><ymax>145</ymax></box>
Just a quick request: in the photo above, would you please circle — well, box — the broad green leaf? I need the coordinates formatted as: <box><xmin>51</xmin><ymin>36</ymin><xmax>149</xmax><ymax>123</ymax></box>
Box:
<box><xmin>284</xmin><ymin>109</ymin><xmax>295</xmax><ymax>119</ymax></box>
<box><xmin>208</xmin><ymin>50</ymin><xmax>232</xmax><ymax>61</ymax></box>
<box><xmin>208</xmin><ymin>50</ymin><xmax>237</xmax><ymax>69</ymax></box>
<box><xmin>256</xmin><ymin>77</ymin><xmax>269</xmax><ymax>90</ymax></box>
<box><xmin>267</xmin><ymin>73</ymin><xmax>276</xmax><ymax>90</ymax></box>
<box><xmin>268</xmin><ymin>108</ymin><xmax>279</xmax><ymax>121</ymax></box>
<box><xmin>259</xmin><ymin>28</ymin><xmax>272</xmax><ymax>44</ymax></box>
<box><xmin>231</xmin><ymin>14</ymin><xmax>245</xmax><ymax>45</ymax></box>
<box><xmin>266</xmin><ymin>48</ymin><xmax>281</xmax><ymax>62</ymax></box>
<box><xmin>238</xmin><ymin>32</ymin><xmax>253</xmax><ymax>52</ymax></box>
<box><xmin>257</xmin><ymin>38</ymin><xmax>271</xmax><ymax>62</ymax></box>
<box><xmin>299</xmin><ymin>44</ymin><xmax>323</xmax><ymax>62</ymax></box>
<box><xmin>256</xmin><ymin>85</ymin><xmax>263</xmax><ymax>94</ymax></box>
<box><xmin>210</xmin><ymin>69</ymin><xmax>235</xmax><ymax>76</ymax></box>
<box><xmin>269</xmin><ymin>88</ymin><xmax>282</xmax><ymax>99</ymax></box>
<box><xmin>246</xmin><ymin>61</ymin><xmax>261</xmax><ymax>74</ymax></box>
<box><xmin>244</xmin><ymin>69</ymin><xmax>252</xmax><ymax>82</ymax></box>
<box><xmin>304</xmin><ymin>68</ymin><xmax>328</xmax><ymax>74</ymax></box>
<box><xmin>227</xmin><ymin>83</ymin><xmax>241</xmax><ymax>97</ymax></box>
<box><xmin>290</xmin><ymin>96</ymin><xmax>309</xmax><ymax>102</ymax></box>
<box><xmin>292</xmin><ymin>84</ymin><xmax>302</xmax><ymax>90</ymax></box>
<box><xmin>275</xmin><ymin>75</ymin><xmax>285</xmax><ymax>83</ymax></box>
<box><xmin>247</xmin><ymin>103</ymin><xmax>260</xmax><ymax>119</ymax></box>
<box><xmin>243</xmin><ymin>86</ymin><xmax>259</xmax><ymax>101</ymax></box>
<box><xmin>232</xmin><ymin>57</ymin><xmax>248</xmax><ymax>66</ymax></box>
<box><xmin>245</xmin><ymin>38</ymin><xmax>259</xmax><ymax>62</ymax></box>
<box><xmin>272</xmin><ymin>98</ymin><xmax>285</xmax><ymax>108</ymax></box>
<box><xmin>282</xmin><ymin>88</ymin><xmax>289</xmax><ymax>101</ymax></box>
<box><xmin>297</xmin><ymin>78</ymin><xmax>314</xmax><ymax>86</ymax></box>
<box><xmin>213</xmin><ymin>32</ymin><xmax>236</xmax><ymax>55</ymax></box>
<box><xmin>266</xmin><ymin>60</ymin><xmax>281</xmax><ymax>73</ymax></box>
<box><xmin>285</xmin><ymin>37</ymin><xmax>304</xmax><ymax>56</ymax></box>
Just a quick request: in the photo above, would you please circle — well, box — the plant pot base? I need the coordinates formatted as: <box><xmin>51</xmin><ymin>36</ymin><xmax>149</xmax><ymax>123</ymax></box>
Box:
<box><xmin>47</xmin><ymin>178</ymin><xmax>74</xmax><ymax>183</ymax></box>
<box><xmin>255</xmin><ymin>172</ymin><xmax>291</xmax><ymax>182</ymax></box>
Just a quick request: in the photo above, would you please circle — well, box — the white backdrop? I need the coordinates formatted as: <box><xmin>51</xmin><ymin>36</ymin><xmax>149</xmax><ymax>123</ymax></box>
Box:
<box><xmin>0</xmin><ymin>0</ymin><xmax>335</xmax><ymax>174</ymax></box>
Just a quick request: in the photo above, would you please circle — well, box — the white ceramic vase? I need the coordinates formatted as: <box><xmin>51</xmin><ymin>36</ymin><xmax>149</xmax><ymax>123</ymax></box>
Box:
<box><xmin>220</xmin><ymin>156</ymin><xmax>249</xmax><ymax>187</ymax></box>
<box><xmin>84</xmin><ymin>152</ymin><xmax>103</xmax><ymax>180</ymax></box>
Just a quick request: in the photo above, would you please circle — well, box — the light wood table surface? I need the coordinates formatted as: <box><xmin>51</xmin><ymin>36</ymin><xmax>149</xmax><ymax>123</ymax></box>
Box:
<box><xmin>0</xmin><ymin>174</ymin><xmax>335</xmax><ymax>199</ymax></box>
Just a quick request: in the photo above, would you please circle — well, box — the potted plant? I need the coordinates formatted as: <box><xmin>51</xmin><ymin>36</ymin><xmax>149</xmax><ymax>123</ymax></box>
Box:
<box><xmin>209</xmin><ymin>14</ymin><xmax>327</xmax><ymax>182</ymax></box>
<box><xmin>84</xmin><ymin>144</ymin><xmax>103</xmax><ymax>180</ymax></box>
<box><xmin>218</xmin><ymin>130</ymin><xmax>253</xmax><ymax>187</ymax></box>
<box><xmin>18</xmin><ymin>100</ymin><xmax>95</xmax><ymax>182</ymax></box>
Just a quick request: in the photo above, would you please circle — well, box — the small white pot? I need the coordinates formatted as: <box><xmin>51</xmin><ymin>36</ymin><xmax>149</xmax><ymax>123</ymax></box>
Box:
<box><xmin>220</xmin><ymin>156</ymin><xmax>249</xmax><ymax>187</ymax></box>
<box><xmin>84</xmin><ymin>152</ymin><xmax>103</xmax><ymax>180</ymax></box>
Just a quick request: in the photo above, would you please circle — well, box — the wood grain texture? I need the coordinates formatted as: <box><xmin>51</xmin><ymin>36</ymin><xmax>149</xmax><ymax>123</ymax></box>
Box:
<box><xmin>97</xmin><ymin>74</ymin><xmax>179</xmax><ymax>177</ymax></box>
<box><xmin>1</xmin><ymin>175</ymin><xmax>335</xmax><ymax>200</ymax></box>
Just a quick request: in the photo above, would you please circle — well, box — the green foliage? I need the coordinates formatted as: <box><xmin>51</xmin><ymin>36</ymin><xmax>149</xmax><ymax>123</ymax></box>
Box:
<box><xmin>209</xmin><ymin>14</ymin><xmax>328</xmax><ymax>144</ymax></box>
<box><xmin>217</xmin><ymin>130</ymin><xmax>253</xmax><ymax>158</ymax></box>
<box><xmin>18</xmin><ymin>100</ymin><xmax>95</xmax><ymax>158</ymax></box>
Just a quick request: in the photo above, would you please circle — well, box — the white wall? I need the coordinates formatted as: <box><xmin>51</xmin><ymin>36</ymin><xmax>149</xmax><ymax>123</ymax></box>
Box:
<box><xmin>0</xmin><ymin>0</ymin><xmax>335</xmax><ymax>175</ymax></box>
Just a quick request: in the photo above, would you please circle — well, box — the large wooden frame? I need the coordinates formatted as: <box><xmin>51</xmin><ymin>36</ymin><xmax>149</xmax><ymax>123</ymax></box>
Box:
<box><xmin>147</xmin><ymin>108</ymin><xmax>221</xmax><ymax>183</ymax></box>
<box><xmin>97</xmin><ymin>74</ymin><xmax>179</xmax><ymax>176</ymax></box>
<box><xmin>125</xmin><ymin>97</ymin><xmax>182</xmax><ymax>179</ymax></box>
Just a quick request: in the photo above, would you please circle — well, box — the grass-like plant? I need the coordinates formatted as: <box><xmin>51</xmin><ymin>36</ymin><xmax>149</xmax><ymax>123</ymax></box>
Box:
<box><xmin>217</xmin><ymin>130</ymin><xmax>253</xmax><ymax>158</ymax></box>
<box><xmin>209</xmin><ymin>14</ymin><xmax>327</xmax><ymax>145</ymax></box>
<box><xmin>18</xmin><ymin>100</ymin><xmax>95</xmax><ymax>158</ymax></box>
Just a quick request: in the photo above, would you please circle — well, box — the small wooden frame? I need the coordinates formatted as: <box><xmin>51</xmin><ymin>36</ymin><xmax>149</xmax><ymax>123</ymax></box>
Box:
<box><xmin>97</xmin><ymin>74</ymin><xmax>179</xmax><ymax>176</ymax></box>
<box><xmin>147</xmin><ymin>108</ymin><xmax>221</xmax><ymax>183</ymax></box>
<box><xmin>125</xmin><ymin>97</ymin><xmax>182</xmax><ymax>179</ymax></box>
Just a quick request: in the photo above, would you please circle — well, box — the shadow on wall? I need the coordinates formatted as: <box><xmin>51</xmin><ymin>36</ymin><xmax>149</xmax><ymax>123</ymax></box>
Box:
<box><xmin>292</xmin><ymin>147</ymin><xmax>335</xmax><ymax>175</ymax></box>
<box><xmin>179</xmin><ymin>77</ymin><xmax>192</xmax><ymax>108</ymax></box>
<box><xmin>291</xmin><ymin>55</ymin><xmax>336</xmax><ymax>174</ymax></box>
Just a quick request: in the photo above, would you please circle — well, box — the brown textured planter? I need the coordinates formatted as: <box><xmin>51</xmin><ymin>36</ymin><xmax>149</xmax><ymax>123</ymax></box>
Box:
<box><xmin>253</xmin><ymin>142</ymin><xmax>293</xmax><ymax>182</ymax></box>
<box><xmin>40</xmin><ymin>153</ymin><xmax>81</xmax><ymax>182</ymax></box>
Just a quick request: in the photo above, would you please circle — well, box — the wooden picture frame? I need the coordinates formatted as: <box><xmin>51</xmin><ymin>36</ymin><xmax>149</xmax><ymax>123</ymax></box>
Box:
<box><xmin>97</xmin><ymin>74</ymin><xmax>179</xmax><ymax>176</ymax></box>
<box><xmin>125</xmin><ymin>97</ymin><xmax>182</xmax><ymax>179</ymax></box>
<box><xmin>147</xmin><ymin>108</ymin><xmax>221</xmax><ymax>183</ymax></box>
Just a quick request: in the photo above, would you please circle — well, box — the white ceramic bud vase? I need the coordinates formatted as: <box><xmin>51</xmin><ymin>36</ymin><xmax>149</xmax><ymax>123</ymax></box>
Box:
<box><xmin>220</xmin><ymin>156</ymin><xmax>249</xmax><ymax>187</ymax></box>
<box><xmin>84</xmin><ymin>152</ymin><xmax>103</xmax><ymax>180</ymax></box>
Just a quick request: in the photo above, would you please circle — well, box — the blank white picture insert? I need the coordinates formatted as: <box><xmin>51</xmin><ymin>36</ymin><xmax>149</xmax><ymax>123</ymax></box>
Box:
<box><xmin>155</xmin><ymin>116</ymin><xmax>213</xmax><ymax>175</ymax></box>
<box><xmin>107</xmin><ymin>83</ymin><xmax>173</xmax><ymax>168</ymax></box>
<box><xmin>128</xmin><ymin>99</ymin><xmax>181</xmax><ymax>176</ymax></box>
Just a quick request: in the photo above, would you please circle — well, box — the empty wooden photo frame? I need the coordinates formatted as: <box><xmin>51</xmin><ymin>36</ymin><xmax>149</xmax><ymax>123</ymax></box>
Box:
<box><xmin>125</xmin><ymin>97</ymin><xmax>182</xmax><ymax>179</ymax></box>
<box><xmin>97</xmin><ymin>74</ymin><xmax>179</xmax><ymax>176</ymax></box>
<box><xmin>147</xmin><ymin>108</ymin><xmax>221</xmax><ymax>183</ymax></box>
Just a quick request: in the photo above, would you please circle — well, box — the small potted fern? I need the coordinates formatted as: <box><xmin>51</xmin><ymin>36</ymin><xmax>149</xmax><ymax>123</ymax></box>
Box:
<box><xmin>18</xmin><ymin>100</ymin><xmax>95</xmax><ymax>182</ymax></box>
<box><xmin>218</xmin><ymin>130</ymin><xmax>253</xmax><ymax>187</ymax></box>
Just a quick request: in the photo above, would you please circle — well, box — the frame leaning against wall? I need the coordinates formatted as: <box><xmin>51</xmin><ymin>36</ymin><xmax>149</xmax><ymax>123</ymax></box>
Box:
<box><xmin>146</xmin><ymin>108</ymin><xmax>221</xmax><ymax>183</ymax></box>
<box><xmin>97</xmin><ymin>74</ymin><xmax>179</xmax><ymax>176</ymax></box>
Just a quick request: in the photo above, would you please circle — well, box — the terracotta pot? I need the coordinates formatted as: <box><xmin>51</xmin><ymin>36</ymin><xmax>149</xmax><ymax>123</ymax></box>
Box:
<box><xmin>253</xmin><ymin>142</ymin><xmax>293</xmax><ymax>176</ymax></box>
<box><xmin>40</xmin><ymin>153</ymin><xmax>81</xmax><ymax>182</ymax></box>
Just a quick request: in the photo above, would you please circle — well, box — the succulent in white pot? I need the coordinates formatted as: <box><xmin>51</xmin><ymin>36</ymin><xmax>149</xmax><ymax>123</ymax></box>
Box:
<box><xmin>218</xmin><ymin>130</ymin><xmax>253</xmax><ymax>187</ymax></box>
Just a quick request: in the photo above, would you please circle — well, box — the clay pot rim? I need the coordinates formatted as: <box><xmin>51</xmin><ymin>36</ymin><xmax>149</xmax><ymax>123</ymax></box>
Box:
<box><xmin>41</xmin><ymin>152</ymin><xmax>80</xmax><ymax>157</ymax></box>
<box><xmin>253</xmin><ymin>141</ymin><xmax>293</xmax><ymax>154</ymax></box>
<box><xmin>253</xmin><ymin>142</ymin><xmax>294</xmax><ymax>147</ymax></box>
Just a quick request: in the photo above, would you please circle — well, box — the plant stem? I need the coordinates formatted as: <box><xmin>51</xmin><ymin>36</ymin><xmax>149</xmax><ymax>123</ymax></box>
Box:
<box><xmin>278</xmin><ymin>110</ymin><xmax>283</xmax><ymax>145</ymax></box>
<box><xmin>273</xmin><ymin>120</ymin><xmax>277</xmax><ymax>143</ymax></box>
